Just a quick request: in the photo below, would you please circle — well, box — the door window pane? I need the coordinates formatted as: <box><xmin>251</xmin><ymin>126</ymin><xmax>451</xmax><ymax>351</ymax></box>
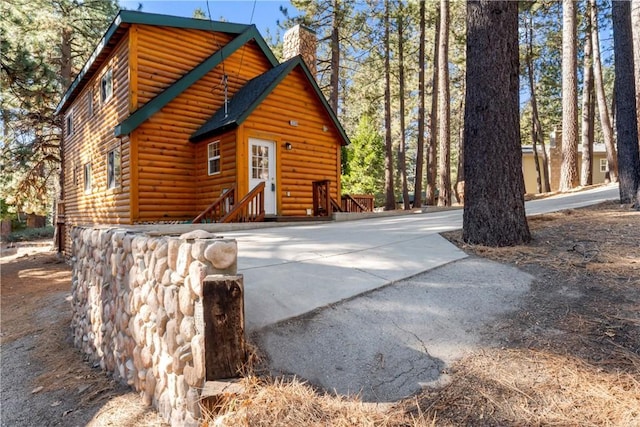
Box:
<box><xmin>252</xmin><ymin>145</ymin><xmax>269</xmax><ymax>180</ymax></box>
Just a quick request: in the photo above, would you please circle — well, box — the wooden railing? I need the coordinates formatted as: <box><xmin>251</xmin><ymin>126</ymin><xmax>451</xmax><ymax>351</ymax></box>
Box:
<box><xmin>193</xmin><ymin>185</ymin><xmax>236</xmax><ymax>224</ymax></box>
<box><xmin>313</xmin><ymin>180</ymin><xmax>343</xmax><ymax>216</ymax></box>
<box><xmin>341</xmin><ymin>194</ymin><xmax>373</xmax><ymax>213</ymax></box>
<box><xmin>220</xmin><ymin>182</ymin><xmax>265</xmax><ymax>223</ymax></box>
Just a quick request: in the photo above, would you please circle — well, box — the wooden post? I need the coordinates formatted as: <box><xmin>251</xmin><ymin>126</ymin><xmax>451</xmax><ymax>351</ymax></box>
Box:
<box><xmin>202</xmin><ymin>275</ymin><xmax>246</xmax><ymax>380</ymax></box>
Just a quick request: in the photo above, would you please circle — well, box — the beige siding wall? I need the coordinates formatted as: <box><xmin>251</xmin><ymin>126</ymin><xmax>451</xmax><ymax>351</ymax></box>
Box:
<box><xmin>62</xmin><ymin>33</ymin><xmax>131</xmax><ymax>251</ymax></box>
<box><xmin>523</xmin><ymin>151</ymin><xmax>609</xmax><ymax>194</ymax></box>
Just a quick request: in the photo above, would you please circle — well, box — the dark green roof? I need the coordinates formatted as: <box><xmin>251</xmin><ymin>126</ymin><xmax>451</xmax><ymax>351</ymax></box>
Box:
<box><xmin>56</xmin><ymin>10</ymin><xmax>276</xmax><ymax>115</ymax></box>
<box><xmin>190</xmin><ymin>56</ymin><xmax>350</xmax><ymax>146</ymax></box>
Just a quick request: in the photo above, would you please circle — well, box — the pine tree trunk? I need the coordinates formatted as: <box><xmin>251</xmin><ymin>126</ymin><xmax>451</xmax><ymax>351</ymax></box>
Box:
<box><xmin>526</xmin><ymin>13</ymin><xmax>542</xmax><ymax>194</ymax></box>
<box><xmin>383</xmin><ymin>0</ymin><xmax>395</xmax><ymax>210</ymax></box>
<box><xmin>463</xmin><ymin>0</ymin><xmax>530</xmax><ymax>246</ymax></box>
<box><xmin>525</xmin><ymin>11</ymin><xmax>551</xmax><ymax>193</ymax></box>
<box><xmin>590</xmin><ymin>0</ymin><xmax>618</xmax><ymax>182</ymax></box>
<box><xmin>414</xmin><ymin>0</ymin><xmax>426</xmax><ymax>208</ymax></box>
<box><xmin>455</xmin><ymin>88</ymin><xmax>465</xmax><ymax>203</ymax></box>
<box><xmin>559</xmin><ymin>0</ymin><xmax>579</xmax><ymax>191</ymax></box>
<box><xmin>437</xmin><ymin>0</ymin><xmax>451</xmax><ymax>207</ymax></box>
<box><xmin>631</xmin><ymin>0</ymin><xmax>640</xmax><ymax>147</ymax></box>
<box><xmin>426</xmin><ymin>3</ymin><xmax>440</xmax><ymax>206</ymax></box>
<box><xmin>612</xmin><ymin>1</ymin><xmax>640</xmax><ymax>206</ymax></box>
<box><xmin>329</xmin><ymin>0</ymin><xmax>340</xmax><ymax>114</ymax></box>
<box><xmin>581</xmin><ymin>2</ymin><xmax>595</xmax><ymax>187</ymax></box>
<box><xmin>397</xmin><ymin>6</ymin><xmax>410</xmax><ymax>210</ymax></box>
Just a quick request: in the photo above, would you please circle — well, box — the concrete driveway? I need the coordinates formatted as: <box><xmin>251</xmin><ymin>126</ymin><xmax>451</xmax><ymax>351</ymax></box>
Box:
<box><xmin>224</xmin><ymin>184</ymin><xmax>618</xmax><ymax>331</ymax></box>
<box><xmin>222</xmin><ymin>184</ymin><xmax>619</xmax><ymax>401</ymax></box>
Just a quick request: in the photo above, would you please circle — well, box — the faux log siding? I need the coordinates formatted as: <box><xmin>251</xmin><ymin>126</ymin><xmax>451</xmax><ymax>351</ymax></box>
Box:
<box><xmin>194</xmin><ymin>131</ymin><xmax>238</xmax><ymax>213</ymax></box>
<box><xmin>134</xmin><ymin>25</ymin><xmax>234</xmax><ymax>107</ymax></box>
<box><xmin>243</xmin><ymin>68</ymin><xmax>342</xmax><ymax>216</ymax></box>
<box><xmin>133</xmin><ymin>32</ymin><xmax>272</xmax><ymax>222</ymax></box>
<box><xmin>62</xmin><ymin>33</ymin><xmax>131</xmax><ymax>252</ymax></box>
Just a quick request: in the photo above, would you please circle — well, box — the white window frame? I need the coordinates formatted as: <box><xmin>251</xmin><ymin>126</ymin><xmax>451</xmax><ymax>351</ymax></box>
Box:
<box><xmin>107</xmin><ymin>147</ymin><xmax>121</xmax><ymax>190</ymax></box>
<box><xmin>599</xmin><ymin>158</ymin><xmax>608</xmax><ymax>173</ymax></box>
<box><xmin>84</xmin><ymin>162</ymin><xmax>92</xmax><ymax>194</ymax></box>
<box><xmin>208</xmin><ymin>140</ymin><xmax>221</xmax><ymax>175</ymax></box>
<box><xmin>100</xmin><ymin>68</ymin><xmax>113</xmax><ymax>104</ymax></box>
<box><xmin>66</xmin><ymin>110</ymin><xmax>74</xmax><ymax>136</ymax></box>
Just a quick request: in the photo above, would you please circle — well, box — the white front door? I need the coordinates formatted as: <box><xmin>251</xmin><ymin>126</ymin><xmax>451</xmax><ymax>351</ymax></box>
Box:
<box><xmin>249</xmin><ymin>138</ymin><xmax>276</xmax><ymax>215</ymax></box>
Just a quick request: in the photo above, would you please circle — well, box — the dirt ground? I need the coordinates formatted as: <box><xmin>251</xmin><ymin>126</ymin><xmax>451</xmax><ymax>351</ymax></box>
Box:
<box><xmin>2</xmin><ymin>201</ymin><xmax>639</xmax><ymax>426</ymax></box>
<box><xmin>0</xmin><ymin>244</ymin><xmax>167</xmax><ymax>427</ymax></box>
<box><xmin>418</xmin><ymin>201</ymin><xmax>640</xmax><ymax>426</ymax></box>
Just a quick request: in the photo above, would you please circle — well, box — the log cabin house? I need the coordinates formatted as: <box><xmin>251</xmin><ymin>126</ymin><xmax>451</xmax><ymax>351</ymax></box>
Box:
<box><xmin>56</xmin><ymin>11</ymin><xmax>357</xmax><ymax>252</ymax></box>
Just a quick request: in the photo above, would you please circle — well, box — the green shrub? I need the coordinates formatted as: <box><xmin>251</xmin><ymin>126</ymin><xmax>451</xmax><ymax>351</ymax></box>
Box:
<box><xmin>3</xmin><ymin>226</ymin><xmax>54</xmax><ymax>243</ymax></box>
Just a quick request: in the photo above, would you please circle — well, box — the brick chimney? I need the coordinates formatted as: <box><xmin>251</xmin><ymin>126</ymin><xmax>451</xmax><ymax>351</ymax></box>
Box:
<box><xmin>283</xmin><ymin>24</ymin><xmax>317</xmax><ymax>76</ymax></box>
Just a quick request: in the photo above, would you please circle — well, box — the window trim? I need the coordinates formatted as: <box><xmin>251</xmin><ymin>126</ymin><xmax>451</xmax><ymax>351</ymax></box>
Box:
<box><xmin>207</xmin><ymin>140</ymin><xmax>221</xmax><ymax>176</ymax></box>
<box><xmin>83</xmin><ymin>162</ymin><xmax>92</xmax><ymax>194</ymax></box>
<box><xmin>599</xmin><ymin>158</ymin><xmax>608</xmax><ymax>173</ymax></box>
<box><xmin>100</xmin><ymin>68</ymin><xmax>113</xmax><ymax>104</ymax></box>
<box><xmin>106</xmin><ymin>147</ymin><xmax>121</xmax><ymax>190</ymax></box>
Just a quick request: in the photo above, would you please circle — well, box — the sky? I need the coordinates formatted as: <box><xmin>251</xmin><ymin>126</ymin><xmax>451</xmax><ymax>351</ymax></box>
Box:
<box><xmin>119</xmin><ymin>0</ymin><xmax>299</xmax><ymax>37</ymax></box>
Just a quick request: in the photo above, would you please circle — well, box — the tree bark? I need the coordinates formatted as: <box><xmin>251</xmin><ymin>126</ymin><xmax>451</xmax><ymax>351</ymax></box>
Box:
<box><xmin>329</xmin><ymin>0</ymin><xmax>340</xmax><ymax>114</ymax></box>
<box><xmin>631</xmin><ymin>0</ymin><xmax>640</xmax><ymax>147</ymax></box>
<box><xmin>559</xmin><ymin>0</ymin><xmax>579</xmax><ymax>191</ymax></box>
<box><xmin>463</xmin><ymin>0</ymin><xmax>530</xmax><ymax>246</ymax></box>
<box><xmin>383</xmin><ymin>0</ymin><xmax>395</xmax><ymax>210</ymax></box>
<box><xmin>590</xmin><ymin>0</ymin><xmax>618</xmax><ymax>182</ymax></box>
<box><xmin>581</xmin><ymin>1</ymin><xmax>595</xmax><ymax>187</ymax></box>
<box><xmin>397</xmin><ymin>4</ymin><xmax>410</xmax><ymax>210</ymax></box>
<box><xmin>426</xmin><ymin>2</ymin><xmax>440</xmax><ymax>206</ymax></box>
<box><xmin>454</xmin><ymin>89</ymin><xmax>465</xmax><ymax>204</ymax></box>
<box><xmin>525</xmin><ymin>12</ymin><xmax>542</xmax><ymax>194</ymax></box>
<box><xmin>437</xmin><ymin>0</ymin><xmax>451</xmax><ymax>207</ymax></box>
<box><xmin>612</xmin><ymin>0</ymin><xmax>640</xmax><ymax>206</ymax></box>
<box><xmin>413</xmin><ymin>0</ymin><xmax>426</xmax><ymax>208</ymax></box>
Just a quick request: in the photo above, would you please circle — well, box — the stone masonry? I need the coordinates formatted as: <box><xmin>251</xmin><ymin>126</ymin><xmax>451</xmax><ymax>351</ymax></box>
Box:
<box><xmin>70</xmin><ymin>226</ymin><xmax>238</xmax><ymax>426</ymax></box>
<box><xmin>283</xmin><ymin>24</ymin><xmax>317</xmax><ymax>76</ymax></box>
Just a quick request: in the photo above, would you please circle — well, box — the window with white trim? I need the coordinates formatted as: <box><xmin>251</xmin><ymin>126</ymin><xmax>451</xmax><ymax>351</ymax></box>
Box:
<box><xmin>84</xmin><ymin>162</ymin><xmax>92</xmax><ymax>194</ymax></box>
<box><xmin>599</xmin><ymin>158</ymin><xmax>608</xmax><ymax>173</ymax></box>
<box><xmin>100</xmin><ymin>68</ymin><xmax>113</xmax><ymax>104</ymax></box>
<box><xmin>107</xmin><ymin>147</ymin><xmax>121</xmax><ymax>189</ymax></box>
<box><xmin>208</xmin><ymin>140</ymin><xmax>221</xmax><ymax>175</ymax></box>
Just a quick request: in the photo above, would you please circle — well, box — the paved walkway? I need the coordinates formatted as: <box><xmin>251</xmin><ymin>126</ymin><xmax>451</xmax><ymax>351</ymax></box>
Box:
<box><xmin>224</xmin><ymin>184</ymin><xmax>618</xmax><ymax>332</ymax></box>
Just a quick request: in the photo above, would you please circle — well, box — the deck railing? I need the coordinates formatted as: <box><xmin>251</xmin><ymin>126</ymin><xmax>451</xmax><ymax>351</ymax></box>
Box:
<box><xmin>193</xmin><ymin>185</ymin><xmax>236</xmax><ymax>224</ymax></box>
<box><xmin>220</xmin><ymin>182</ymin><xmax>265</xmax><ymax>223</ymax></box>
<box><xmin>341</xmin><ymin>194</ymin><xmax>374</xmax><ymax>213</ymax></box>
<box><xmin>313</xmin><ymin>180</ymin><xmax>343</xmax><ymax>216</ymax></box>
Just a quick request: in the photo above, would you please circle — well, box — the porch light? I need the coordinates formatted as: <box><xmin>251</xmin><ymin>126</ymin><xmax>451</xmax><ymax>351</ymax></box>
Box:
<box><xmin>284</xmin><ymin>142</ymin><xmax>293</xmax><ymax>151</ymax></box>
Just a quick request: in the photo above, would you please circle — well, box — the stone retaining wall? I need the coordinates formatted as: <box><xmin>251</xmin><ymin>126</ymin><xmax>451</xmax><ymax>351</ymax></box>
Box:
<box><xmin>70</xmin><ymin>226</ymin><xmax>238</xmax><ymax>426</ymax></box>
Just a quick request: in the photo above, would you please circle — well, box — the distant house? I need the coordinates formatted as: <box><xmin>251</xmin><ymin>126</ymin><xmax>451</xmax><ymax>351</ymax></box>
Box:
<box><xmin>522</xmin><ymin>139</ymin><xmax>611</xmax><ymax>194</ymax></box>
<box><xmin>55</xmin><ymin>11</ymin><xmax>350</xmax><ymax>252</ymax></box>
